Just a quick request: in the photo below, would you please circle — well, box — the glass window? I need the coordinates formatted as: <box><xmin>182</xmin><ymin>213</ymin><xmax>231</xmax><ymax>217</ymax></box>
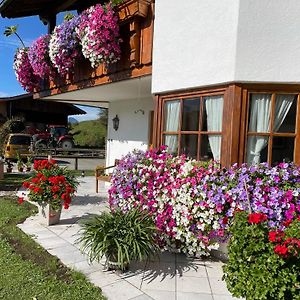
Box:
<box><xmin>162</xmin><ymin>94</ymin><xmax>224</xmax><ymax>161</ymax></box>
<box><xmin>180</xmin><ymin>134</ymin><xmax>198</xmax><ymax>159</ymax></box>
<box><xmin>181</xmin><ymin>98</ymin><xmax>200</xmax><ymax>131</ymax></box>
<box><xmin>246</xmin><ymin>93</ymin><xmax>297</xmax><ymax>165</ymax></box>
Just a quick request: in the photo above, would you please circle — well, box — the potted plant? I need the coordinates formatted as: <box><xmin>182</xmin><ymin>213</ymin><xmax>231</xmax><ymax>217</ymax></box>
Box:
<box><xmin>16</xmin><ymin>152</ymin><xmax>24</xmax><ymax>172</ymax></box>
<box><xmin>25</xmin><ymin>156</ymin><xmax>33</xmax><ymax>172</ymax></box>
<box><xmin>6</xmin><ymin>160</ymin><xmax>13</xmax><ymax>173</ymax></box>
<box><xmin>22</xmin><ymin>159</ymin><xmax>78</xmax><ymax>225</ymax></box>
<box><xmin>78</xmin><ymin>208</ymin><xmax>159</xmax><ymax>270</ymax></box>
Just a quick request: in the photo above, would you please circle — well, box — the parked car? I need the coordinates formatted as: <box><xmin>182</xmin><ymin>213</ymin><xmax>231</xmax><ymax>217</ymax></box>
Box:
<box><xmin>4</xmin><ymin>133</ymin><xmax>33</xmax><ymax>161</ymax></box>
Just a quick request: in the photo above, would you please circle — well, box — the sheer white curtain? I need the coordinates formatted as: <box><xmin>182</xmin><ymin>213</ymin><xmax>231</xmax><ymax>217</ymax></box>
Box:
<box><xmin>273</xmin><ymin>94</ymin><xmax>294</xmax><ymax>132</ymax></box>
<box><xmin>164</xmin><ymin>100</ymin><xmax>180</xmax><ymax>153</ymax></box>
<box><xmin>247</xmin><ymin>94</ymin><xmax>271</xmax><ymax>164</ymax></box>
<box><xmin>204</xmin><ymin>95</ymin><xmax>224</xmax><ymax>161</ymax></box>
<box><xmin>247</xmin><ymin>94</ymin><xmax>295</xmax><ymax>164</ymax></box>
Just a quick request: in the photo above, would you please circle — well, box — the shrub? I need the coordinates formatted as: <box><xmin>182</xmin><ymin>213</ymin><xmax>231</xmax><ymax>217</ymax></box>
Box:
<box><xmin>223</xmin><ymin>211</ymin><xmax>300</xmax><ymax>300</ymax></box>
<box><xmin>78</xmin><ymin>208</ymin><xmax>159</xmax><ymax>270</ymax></box>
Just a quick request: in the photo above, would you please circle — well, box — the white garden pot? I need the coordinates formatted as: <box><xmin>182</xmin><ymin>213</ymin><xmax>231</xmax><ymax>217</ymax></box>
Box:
<box><xmin>37</xmin><ymin>203</ymin><xmax>62</xmax><ymax>226</ymax></box>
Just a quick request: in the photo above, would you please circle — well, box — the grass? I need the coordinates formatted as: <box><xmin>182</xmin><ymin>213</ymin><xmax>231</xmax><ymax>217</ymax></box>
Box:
<box><xmin>71</xmin><ymin>120</ymin><xmax>106</xmax><ymax>148</ymax></box>
<box><xmin>0</xmin><ymin>197</ymin><xmax>106</xmax><ymax>300</ymax></box>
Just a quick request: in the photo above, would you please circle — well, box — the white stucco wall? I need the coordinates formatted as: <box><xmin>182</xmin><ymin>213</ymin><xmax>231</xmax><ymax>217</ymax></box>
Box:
<box><xmin>106</xmin><ymin>97</ymin><xmax>154</xmax><ymax>167</ymax></box>
<box><xmin>234</xmin><ymin>0</ymin><xmax>300</xmax><ymax>82</ymax></box>
<box><xmin>152</xmin><ymin>0</ymin><xmax>240</xmax><ymax>94</ymax></box>
<box><xmin>152</xmin><ymin>0</ymin><xmax>300</xmax><ymax>94</ymax></box>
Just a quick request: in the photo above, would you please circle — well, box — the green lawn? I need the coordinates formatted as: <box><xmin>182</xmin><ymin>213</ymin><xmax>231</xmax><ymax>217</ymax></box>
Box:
<box><xmin>0</xmin><ymin>197</ymin><xmax>106</xmax><ymax>300</ymax></box>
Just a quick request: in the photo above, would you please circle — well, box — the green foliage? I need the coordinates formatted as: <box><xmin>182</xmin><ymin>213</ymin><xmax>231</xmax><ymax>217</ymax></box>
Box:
<box><xmin>0</xmin><ymin>197</ymin><xmax>105</xmax><ymax>299</ymax></box>
<box><xmin>78</xmin><ymin>208</ymin><xmax>159</xmax><ymax>270</ymax></box>
<box><xmin>70</xmin><ymin>119</ymin><xmax>106</xmax><ymax>148</ymax></box>
<box><xmin>110</xmin><ymin>0</ymin><xmax>124</xmax><ymax>6</ymax></box>
<box><xmin>3</xmin><ymin>25</ymin><xmax>26</xmax><ymax>48</ymax></box>
<box><xmin>64</xmin><ymin>12</ymin><xmax>75</xmax><ymax>21</ymax></box>
<box><xmin>223</xmin><ymin>212</ymin><xmax>300</xmax><ymax>300</ymax></box>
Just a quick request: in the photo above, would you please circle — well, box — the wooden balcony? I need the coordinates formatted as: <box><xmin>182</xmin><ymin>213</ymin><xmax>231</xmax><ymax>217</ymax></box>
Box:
<box><xmin>35</xmin><ymin>0</ymin><xmax>154</xmax><ymax>99</ymax></box>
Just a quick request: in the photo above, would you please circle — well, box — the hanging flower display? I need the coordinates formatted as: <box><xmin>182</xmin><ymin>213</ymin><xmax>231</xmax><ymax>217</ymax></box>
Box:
<box><xmin>49</xmin><ymin>15</ymin><xmax>82</xmax><ymax>76</ymax></box>
<box><xmin>13</xmin><ymin>48</ymin><xmax>40</xmax><ymax>92</ymax></box>
<box><xmin>77</xmin><ymin>3</ymin><xmax>121</xmax><ymax>68</ymax></box>
<box><xmin>28</xmin><ymin>34</ymin><xmax>55</xmax><ymax>79</ymax></box>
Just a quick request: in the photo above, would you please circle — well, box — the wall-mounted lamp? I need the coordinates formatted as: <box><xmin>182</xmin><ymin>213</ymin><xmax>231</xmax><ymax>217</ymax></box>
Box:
<box><xmin>134</xmin><ymin>109</ymin><xmax>145</xmax><ymax>115</ymax></box>
<box><xmin>112</xmin><ymin>114</ymin><xmax>120</xmax><ymax>131</ymax></box>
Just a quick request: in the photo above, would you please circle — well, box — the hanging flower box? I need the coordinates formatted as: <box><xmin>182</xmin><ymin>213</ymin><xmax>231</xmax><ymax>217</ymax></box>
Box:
<box><xmin>117</xmin><ymin>0</ymin><xmax>152</xmax><ymax>22</ymax></box>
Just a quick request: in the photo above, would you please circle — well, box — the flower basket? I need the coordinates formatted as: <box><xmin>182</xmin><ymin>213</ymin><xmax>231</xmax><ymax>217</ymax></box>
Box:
<box><xmin>37</xmin><ymin>202</ymin><xmax>62</xmax><ymax>226</ymax></box>
<box><xmin>117</xmin><ymin>0</ymin><xmax>152</xmax><ymax>22</ymax></box>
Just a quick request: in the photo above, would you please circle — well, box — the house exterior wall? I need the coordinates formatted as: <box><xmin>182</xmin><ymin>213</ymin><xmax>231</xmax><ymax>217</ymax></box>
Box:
<box><xmin>152</xmin><ymin>0</ymin><xmax>300</xmax><ymax>95</ymax></box>
<box><xmin>234</xmin><ymin>0</ymin><xmax>300</xmax><ymax>83</ymax></box>
<box><xmin>152</xmin><ymin>0</ymin><xmax>240</xmax><ymax>94</ymax></box>
<box><xmin>106</xmin><ymin>97</ymin><xmax>154</xmax><ymax>167</ymax></box>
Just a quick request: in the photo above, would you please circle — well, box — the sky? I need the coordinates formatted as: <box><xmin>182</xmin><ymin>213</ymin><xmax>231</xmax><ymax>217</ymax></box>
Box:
<box><xmin>0</xmin><ymin>13</ymin><xmax>100</xmax><ymax>121</ymax></box>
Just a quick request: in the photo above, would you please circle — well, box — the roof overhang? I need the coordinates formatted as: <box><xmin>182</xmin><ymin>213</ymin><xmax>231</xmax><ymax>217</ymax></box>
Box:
<box><xmin>39</xmin><ymin>76</ymin><xmax>152</xmax><ymax>108</ymax></box>
<box><xmin>0</xmin><ymin>0</ymin><xmax>98</xmax><ymax>18</ymax></box>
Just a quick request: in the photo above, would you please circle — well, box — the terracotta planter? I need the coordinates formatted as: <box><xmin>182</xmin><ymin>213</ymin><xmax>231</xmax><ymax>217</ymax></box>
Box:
<box><xmin>117</xmin><ymin>0</ymin><xmax>151</xmax><ymax>22</ymax></box>
<box><xmin>38</xmin><ymin>203</ymin><xmax>62</xmax><ymax>226</ymax></box>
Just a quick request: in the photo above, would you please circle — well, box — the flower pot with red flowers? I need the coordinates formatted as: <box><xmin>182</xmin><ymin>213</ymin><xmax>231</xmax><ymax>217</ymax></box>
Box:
<box><xmin>22</xmin><ymin>159</ymin><xmax>78</xmax><ymax>226</ymax></box>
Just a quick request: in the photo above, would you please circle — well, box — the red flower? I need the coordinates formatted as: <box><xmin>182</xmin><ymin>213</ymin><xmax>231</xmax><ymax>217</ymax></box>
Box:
<box><xmin>283</xmin><ymin>219</ymin><xmax>292</xmax><ymax>227</ymax></box>
<box><xmin>18</xmin><ymin>197</ymin><xmax>23</xmax><ymax>204</ymax></box>
<box><xmin>23</xmin><ymin>181</ymin><xmax>30</xmax><ymax>188</ymax></box>
<box><xmin>269</xmin><ymin>230</ymin><xmax>284</xmax><ymax>243</ymax></box>
<box><xmin>248</xmin><ymin>213</ymin><xmax>268</xmax><ymax>224</ymax></box>
<box><xmin>274</xmin><ymin>244</ymin><xmax>289</xmax><ymax>257</ymax></box>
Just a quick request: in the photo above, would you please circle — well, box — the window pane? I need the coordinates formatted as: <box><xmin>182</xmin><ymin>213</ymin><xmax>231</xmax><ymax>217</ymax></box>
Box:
<box><xmin>200</xmin><ymin>135</ymin><xmax>214</xmax><ymax>161</ymax></box>
<box><xmin>164</xmin><ymin>100</ymin><xmax>180</xmax><ymax>132</ymax></box>
<box><xmin>180</xmin><ymin>134</ymin><xmax>198</xmax><ymax>159</ymax></box>
<box><xmin>272</xmin><ymin>137</ymin><xmax>294</xmax><ymax>165</ymax></box>
<box><xmin>202</xmin><ymin>95</ymin><xmax>224</xmax><ymax>132</ymax></box>
<box><xmin>248</xmin><ymin>93</ymin><xmax>272</xmax><ymax>133</ymax></box>
<box><xmin>163</xmin><ymin>134</ymin><xmax>178</xmax><ymax>155</ymax></box>
<box><xmin>274</xmin><ymin>94</ymin><xmax>297</xmax><ymax>133</ymax></box>
<box><xmin>181</xmin><ymin>98</ymin><xmax>200</xmax><ymax>131</ymax></box>
<box><xmin>246</xmin><ymin>136</ymin><xmax>268</xmax><ymax>164</ymax></box>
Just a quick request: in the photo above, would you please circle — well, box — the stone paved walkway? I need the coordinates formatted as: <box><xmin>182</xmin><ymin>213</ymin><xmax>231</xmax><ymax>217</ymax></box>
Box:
<box><xmin>17</xmin><ymin>176</ymin><xmax>241</xmax><ymax>300</ymax></box>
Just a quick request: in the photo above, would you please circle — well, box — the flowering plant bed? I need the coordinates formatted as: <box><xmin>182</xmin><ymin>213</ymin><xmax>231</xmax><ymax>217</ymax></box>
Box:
<box><xmin>109</xmin><ymin>148</ymin><xmax>300</xmax><ymax>257</ymax></box>
<box><xmin>49</xmin><ymin>15</ymin><xmax>82</xmax><ymax>76</ymax></box>
<box><xmin>28</xmin><ymin>34</ymin><xmax>56</xmax><ymax>80</ymax></box>
<box><xmin>77</xmin><ymin>3</ymin><xmax>121</xmax><ymax>68</ymax></box>
<box><xmin>13</xmin><ymin>48</ymin><xmax>39</xmax><ymax>92</ymax></box>
<box><xmin>223</xmin><ymin>211</ymin><xmax>300</xmax><ymax>300</ymax></box>
<box><xmin>22</xmin><ymin>160</ymin><xmax>78</xmax><ymax>210</ymax></box>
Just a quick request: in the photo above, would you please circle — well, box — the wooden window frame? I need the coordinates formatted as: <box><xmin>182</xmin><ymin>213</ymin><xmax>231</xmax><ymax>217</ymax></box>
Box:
<box><xmin>243</xmin><ymin>91</ymin><xmax>299</xmax><ymax>165</ymax></box>
<box><xmin>160</xmin><ymin>90</ymin><xmax>225</xmax><ymax>161</ymax></box>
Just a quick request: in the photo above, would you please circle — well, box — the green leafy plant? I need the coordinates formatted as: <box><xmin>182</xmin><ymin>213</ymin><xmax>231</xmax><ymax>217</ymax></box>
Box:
<box><xmin>16</xmin><ymin>152</ymin><xmax>24</xmax><ymax>171</ymax></box>
<box><xmin>78</xmin><ymin>208</ymin><xmax>159</xmax><ymax>270</ymax></box>
<box><xmin>223</xmin><ymin>211</ymin><xmax>300</xmax><ymax>300</ymax></box>
<box><xmin>3</xmin><ymin>25</ymin><xmax>26</xmax><ymax>48</ymax></box>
